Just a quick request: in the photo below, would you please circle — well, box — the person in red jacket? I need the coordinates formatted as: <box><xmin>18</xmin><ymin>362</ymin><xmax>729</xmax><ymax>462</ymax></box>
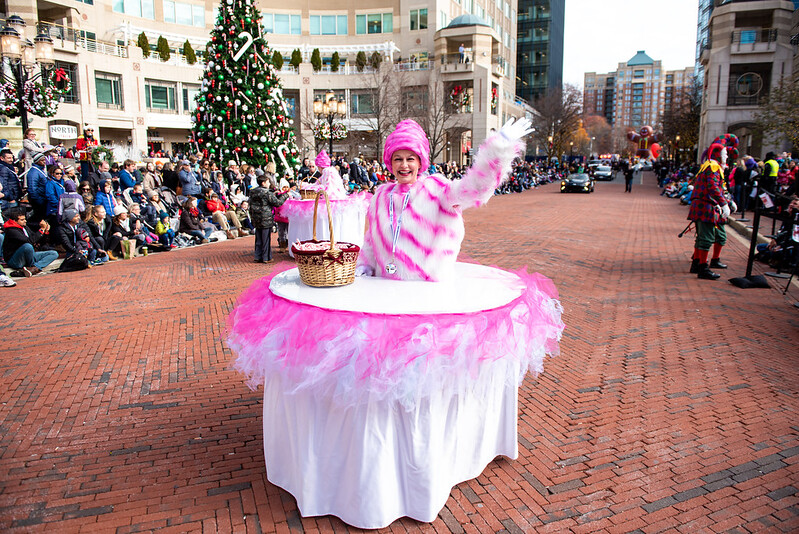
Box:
<box><xmin>76</xmin><ymin>125</ymin><xmax>100</xmax><ymax>182</ymax></box>
<box><xmin>205</xmin><ymin>191</ymin><xmax>246</xmax><ymax>238</ymax></box>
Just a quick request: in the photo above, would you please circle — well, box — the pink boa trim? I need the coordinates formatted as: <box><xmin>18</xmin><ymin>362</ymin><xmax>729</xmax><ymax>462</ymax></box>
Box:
<box><xmin>278</xmin><ymin>193</ymin><xmax>371</xmax><ymax>220</ymax></box>
<box><xmin>227</xmin><ymin>266</ymin><xmax>564</xmax><ymax>408</ymax></box>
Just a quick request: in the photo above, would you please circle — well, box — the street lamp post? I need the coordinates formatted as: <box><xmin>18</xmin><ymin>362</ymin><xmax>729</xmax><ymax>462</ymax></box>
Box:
<box><xmin>313</xmin><ymin>89</ymin><xmax>346</xmax><ymax>156</ymax></box>
<box><xmin>675</xmin><ymin>135</ymin><xmax>680</xmax><ymax>166</ymax></box>
<box><xmin>0</xmin><ymin>16</ymin><xmax>55</xmax><ymax>136</ymax></box>
<box><xmin>589</xmin><ymin>136</ymin><xmax>595</xmax><ymax>158</ymax></box>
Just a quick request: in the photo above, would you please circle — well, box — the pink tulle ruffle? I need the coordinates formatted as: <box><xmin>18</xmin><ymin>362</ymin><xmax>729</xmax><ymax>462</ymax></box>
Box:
<box><xmin>227</xmin><ymin>267</ymin><xmax>564</xmax><ymax>408</ymax></box>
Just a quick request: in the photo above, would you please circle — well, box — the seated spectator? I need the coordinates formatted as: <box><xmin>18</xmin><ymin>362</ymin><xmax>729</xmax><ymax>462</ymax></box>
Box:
<box><xmin>205</xmin><ymin>191</ymin><xmax>246</xmax><ymax>238</ymax></box>
<box><xmin>79</xmin><ymin>209</ymin><xmax>108</xmax><ymax>265</ymax></box>
<box><xmin>234</xmin><ymin>200</ymin><xmax>254</xmax><ymax>232</ymax></box>
<box><xmin>179</xmin><ymin>196</ymin><xmax>212</xmax><ymax>243</ymax></box>
<box><xmin>57</xmin><ymin>179</ymin><xmax>85</xmax><ymax>222</ymax></box>
<box><xmin>45</xmin><ymin>165</ymin><xmax>66</xmax><ymax>229</ymax></box>
<box><xmin>178</xmin><ymin>160</ymin><xmax>201</xmax><ymax>198</ymax></box>
<box><xmin>94</xmin><ymin>179</ymin><xmax>120</xmax><ymax>216</ymax></box>
<box><xmin>154</xmin><ymin>211</ymin><xmax>176</xmax><ymax>248</ymax></box>
<box><xmin>79</xmin><ymin>180</ymin><xmax>95</xmax><ymax>208</ymax></box>
<box><xmin>0</xmin><ymin>147</ymin><xmax>21</xmax><ymax>211</ymax></box>
<box><xmin>129</xmin><ymin>183</ymin><xmax>157</xmax><ymax>222</ymax></box>
<box><xmin>119</xmin><ymin>159</ymin><xmax>137</xmax><ymax>190</ymax></box>
<box><xmin>55</xmin><ymin>208</ymin><xmax>100</xmax><ymax>267</ymax></box>
<box><xmin>107</xmin><ymin>205</ymin><xmax>137</xmax><ymax>258</ymax></box>
<box><xmin>142</xmin><ymin>162</ymin><xmax>162</xmax><ymax>198</ymax></box>
<box><xmin>2</xmin><ymin>208</ymin><xmax>58</xmax><ymax>276</ymax></box>
<box><xmin>127</xmin><ymin>203</ymin><xmax>158</xmax><ymax>247</ymax></box>
<box><xmin>161</xmin><ymin>161</ymin><xmax>179</xmax><ymax>192</ymax></box>
<box><xmin>87</xmin><ymin>205</ymin><xmax>112</xmax><ymax>256</ymax></box>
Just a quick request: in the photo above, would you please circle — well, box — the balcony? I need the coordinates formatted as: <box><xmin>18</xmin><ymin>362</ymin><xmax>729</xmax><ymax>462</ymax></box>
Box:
<box><xmin>41</xmin><ymin>22</ymin><xmax>128</xmax><ymax>58</ymax></box>
<box><xmin>440</xmin><ymin>52</ymin><xmax>475</xmax><ymax>74</ymax></box>
<box><xmin>394</xmin><ymin>60</ymin><xmax>430</xmax><ymax>72</ymax></box>
<box><xmin>731</xmin><ymin>28</ymin><xmax>777</xmax><ymax>54</ymax></box>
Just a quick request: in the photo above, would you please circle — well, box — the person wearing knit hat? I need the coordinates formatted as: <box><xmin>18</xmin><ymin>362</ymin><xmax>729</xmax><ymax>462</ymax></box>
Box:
<box><xmin>357</xmin><ymin>117</ymin><xmax>533</xmax><ymax>281</ymax></box>
<box><xmin>57</xmin><ymin>178</ymin><xmax>86</xmax><ymax>222</ymax></box>
<box><xmin>688</xmin><ymin>138</ymin><xmax>734</xmax><ymax>280</ymax></box>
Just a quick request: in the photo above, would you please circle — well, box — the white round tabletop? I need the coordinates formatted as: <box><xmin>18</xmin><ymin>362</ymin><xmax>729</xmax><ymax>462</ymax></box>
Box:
<box><xmin>269</xmin><ymin>262</ymin><xmax>524</xmax><ymax>315</ymax></box>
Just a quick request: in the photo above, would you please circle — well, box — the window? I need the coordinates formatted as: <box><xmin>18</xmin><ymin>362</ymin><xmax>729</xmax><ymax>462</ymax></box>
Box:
<box><xmin>263</xmin><ymin>13</ymin><xmax>301</xmax><ymax>34</ymax></box>
<box><xmin>402</xmin><ymin>86</ymin><xmax>428</xmax><ymax>114</ymax></box>
<box><xmin>161</xmin><ymin>3</ymin><xmax>205</xmax><ymax>26</ymax></box>
<box><xmin>145</xmin><ymin>80</ymin><xmax>177</xmax><ymax>112</ymax></box>
<box><xmin>476</xmin><ymin>5</ymin><xmax>484</xmax><ymax>20</ymax></box>
<box><xmin>633</xmin><ymin>69</ymin><xmax>644</xmax><ymax>78</ymax></box>
<box><xmin>95</xmin><ymin>72</ymin><xmax>122</xmax><ymax>109</ymax></box>
<box><xmin>351</xmin><ymin>92</ymin><xmax>374</xmax><ymax>115</ymax></box>
<box><xmin>410</xmin><ymin>9</ymin><xmax>427</xmax><ymax>31</ymax></box>
<box><xmin>182</xmin><ymin>84</ymin><xmax>200</xmax><ymax>113</ymax></box>
<box><xmin>55</xmin><ymin>61</ymin><xmax>79</xmax><ymax>104</ymax></box>
<box><xmin>310</xmin><ymin>15</ymin><xmax>347</xmax><ymax>35</ymax></box>
<box><xmin>356</xmin><ymin>13</ymin><xmax>392</xmax><ymax>34</ymax></box>
<box><xmin>113</xmin><ymin>0</ymin><xmax>154</xmax><ymax>18</ymax></box>
<box><xmin>439</xmin><ymin>11</ymin><xmax>448</xmax><ymax>30</ymax></box>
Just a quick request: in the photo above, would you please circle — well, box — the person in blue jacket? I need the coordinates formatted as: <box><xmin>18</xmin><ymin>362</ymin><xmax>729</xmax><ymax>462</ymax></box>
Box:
<box><xmin>118</xmin><ymin>159</ymin><xmax>137</xmax><ymax>190</ymax></box>
<box><xmin>26</xmin><ymin>152</ymin><xmax>49</xmax><ymax>223</ymax></box>
<box><xmin>94</xmin><ymin>179</ymin><xmax>119</xmax><ymax>217</ymax></box>
<box><xmin>44</xmin><ymin>165</ymin><xmax>66</xmax><ymax>232</ymax></box>
<box><xmin>0</xmin><ymin>148</ymin><xmax>21</xmax><ymax>210</ymax></box>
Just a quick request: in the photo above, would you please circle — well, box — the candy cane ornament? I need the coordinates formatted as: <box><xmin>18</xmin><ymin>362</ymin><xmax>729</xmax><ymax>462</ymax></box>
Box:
<box><xmin>277</xmin><ymin>144</ymin><xmax>293</xmax><ymax>176</ymax></box>
<box><xmin>232</xmin><ymin>31</ymin><xmax>254</xmax><ymax>62</ymax></box>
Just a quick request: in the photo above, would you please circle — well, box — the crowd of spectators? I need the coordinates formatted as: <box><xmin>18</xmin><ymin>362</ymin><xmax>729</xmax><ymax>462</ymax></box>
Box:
<box><xmin>0</xmin><ymin>137</ymin><xmax>565</xmax><ymax>287</ymax></box>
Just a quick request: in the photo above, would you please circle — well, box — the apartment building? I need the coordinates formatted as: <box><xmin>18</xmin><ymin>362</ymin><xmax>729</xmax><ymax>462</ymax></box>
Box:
<box><xmin>583</xmin><ymin>51</ymin><xmax>693</xmax><ymax>141</ymax></box>
<box><xmin>0</xmin><ymin>0</ymin><xmax>525</xmax><ymax>164</ymax></box>
<box><xmin>697</xmin><ymin>0</ymin><xmax>795</xmax><ymax>158</ymax></box>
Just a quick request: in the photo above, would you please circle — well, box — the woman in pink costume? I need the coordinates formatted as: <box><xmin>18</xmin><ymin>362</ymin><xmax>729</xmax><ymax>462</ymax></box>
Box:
<box><xmin>357</xmin><ymin>117</ymin><xmax>533</xmax><ymax>281</ymax></box>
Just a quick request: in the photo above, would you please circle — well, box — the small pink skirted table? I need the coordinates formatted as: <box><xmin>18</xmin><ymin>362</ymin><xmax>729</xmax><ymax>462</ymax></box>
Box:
<box><xmin>279</xmin><ymin>194</ymin><xmax>370</xmax><ymax>258</ymax></box>
<box><xmin>228</xmin><ymin>262</ymin><xmax>563</xmax><ymax>529</ymax></box>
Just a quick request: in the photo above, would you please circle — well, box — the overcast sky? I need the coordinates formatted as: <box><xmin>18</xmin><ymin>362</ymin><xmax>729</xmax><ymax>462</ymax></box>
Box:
<box><xmin>562</xmin><ymin>0</ymin><xmax>699</xmax><ymax>87</ymax></box>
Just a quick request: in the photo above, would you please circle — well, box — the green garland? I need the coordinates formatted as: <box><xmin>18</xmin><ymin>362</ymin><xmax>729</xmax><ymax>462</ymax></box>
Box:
<box><xmin>90</xmin><ymin>145</ymin><xmax>114</xmax><ymax>166</ymax></box>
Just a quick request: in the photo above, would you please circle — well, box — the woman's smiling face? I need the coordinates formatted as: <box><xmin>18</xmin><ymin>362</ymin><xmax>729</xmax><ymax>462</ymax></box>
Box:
<box><xmin>391</xmin><ymin>150</ymin><xmax>420</xmax><ymax>185</ymax></box>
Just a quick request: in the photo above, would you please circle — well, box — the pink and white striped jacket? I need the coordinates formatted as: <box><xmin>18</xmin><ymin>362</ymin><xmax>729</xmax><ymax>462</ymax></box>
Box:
<box><xmin>358</xmin><ymin>133</ymin><xmax>523</xmax><ymax>281</ymax></box>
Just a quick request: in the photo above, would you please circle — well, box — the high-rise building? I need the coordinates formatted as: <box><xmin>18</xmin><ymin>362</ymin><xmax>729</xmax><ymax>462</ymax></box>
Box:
<box><xmin>695</xmin><ymin>0</ymin><xmax>715</xmax><ymax>85</ymax></box>
<box><xmin>583</xmin><ymin>51</ymin><xmax>693</xmax><ymax>142</ymax></box>
<box><xmin>515</xmin><ymin>0</ymin><xmax>564</xmax><ymax>103</ymax></box>
<box><xmin>697</xmin><ymin>0</ymin><xmax>795</xmax><ymax>158</ymax></box>
<box><xmin>0</xmin><ymin>0</ymin><xmax>526</xmax><ymax>164</ymax></box>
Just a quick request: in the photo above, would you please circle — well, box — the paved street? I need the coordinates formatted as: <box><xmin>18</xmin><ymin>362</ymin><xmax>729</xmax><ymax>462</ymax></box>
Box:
<box><xmin>1</xmin><ymin>174</ymin><xmax>798</xmax><ymax>533</ymax></box>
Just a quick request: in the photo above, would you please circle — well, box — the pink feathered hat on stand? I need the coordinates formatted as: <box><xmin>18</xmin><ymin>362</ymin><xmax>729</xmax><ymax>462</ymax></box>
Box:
<box><xmin>383</xmin><ymin>119</ymin><xmax>430</xmax><ymax>173</ymax></box>
<box><xmin>315</xmin><ymin>150</ymin><xmax>331</xmax><ymax>169</ymax></box>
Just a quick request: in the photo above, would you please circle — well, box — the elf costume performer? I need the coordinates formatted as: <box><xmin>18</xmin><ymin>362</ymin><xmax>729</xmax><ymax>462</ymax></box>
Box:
<box><xmin>688</xmin><ymin>135</ymin><xmax>738</xmax><ymax>280</ymax></box>
<box><xmin>357</xmin><ymin>117</ymin><xmax>531</xmax><ymax>281</ymax></box>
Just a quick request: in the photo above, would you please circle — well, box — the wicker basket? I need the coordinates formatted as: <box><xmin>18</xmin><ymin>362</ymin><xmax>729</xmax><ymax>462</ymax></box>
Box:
<box><xmin>291</xmin><ymin>190</ymin><xmax>360</xmax><ymax>287</ymax></box>
<box><xmin>299</xmin><ymin>188</ymin><xmax>317</xmax><ymax>200</ymax></box>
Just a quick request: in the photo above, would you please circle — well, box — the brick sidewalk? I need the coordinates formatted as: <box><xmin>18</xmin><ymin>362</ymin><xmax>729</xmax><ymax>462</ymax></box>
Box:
<box><xmin>1</xmin><ymin>176</ymin><xmax>797</xmax><ymax>533</ymax></box>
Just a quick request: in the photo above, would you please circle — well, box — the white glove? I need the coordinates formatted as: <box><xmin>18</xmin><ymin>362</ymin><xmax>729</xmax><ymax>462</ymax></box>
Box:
<box><xmin>499</xmin><ymin>117</ymin><xmax>534</xmax><ymax>143</ymax></box>
<box><xmin>721</xmin><ymin>204</ymin><xmax>731</xmax><ymax>219</ymax></box>
<box><xmin>355</xmin><ymin>264</ymin><xmax>374</xmax><ymax>277</ymax></box>
<box><xmin>729</xmin><ymin>200</ymin><xmax>737</xmax><ymax>213</ymax></box>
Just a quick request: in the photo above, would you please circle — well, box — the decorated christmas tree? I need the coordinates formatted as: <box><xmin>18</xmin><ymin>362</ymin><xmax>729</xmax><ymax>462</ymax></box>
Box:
<box><xmin>191</xmin><ymin>0</ymin><xmax>300</xmax><ymax>175</ymax></box>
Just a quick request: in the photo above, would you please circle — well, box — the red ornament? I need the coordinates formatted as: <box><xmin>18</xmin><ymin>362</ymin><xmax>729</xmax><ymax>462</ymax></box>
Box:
<box><xmin>249</xmin><ymin>148</ymin><xmax>253</xmax><ymax>156</ymax></box>
<box><xmin>226</xmin><ymin>111</ymin><xmax>230</xmax><ymax>119</ymax></box>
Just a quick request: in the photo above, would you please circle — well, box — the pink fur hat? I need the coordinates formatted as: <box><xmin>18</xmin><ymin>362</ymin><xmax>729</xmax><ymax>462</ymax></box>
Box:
<box><xmin>383</xmin><ymin>119</ymin><xmax>430</xmax><ymax>173</ymax></box>
<box><xmin>315</xmin><ymin>150</ymin><xmax>331</xmax><ymax>169</ymax></box>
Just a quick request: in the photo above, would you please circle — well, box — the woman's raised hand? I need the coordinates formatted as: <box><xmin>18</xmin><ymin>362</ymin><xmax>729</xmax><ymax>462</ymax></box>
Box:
<box><xmin>499</xmin><ymin>118</ymin><xmax>534</xmax><ymax>143</ymax></box>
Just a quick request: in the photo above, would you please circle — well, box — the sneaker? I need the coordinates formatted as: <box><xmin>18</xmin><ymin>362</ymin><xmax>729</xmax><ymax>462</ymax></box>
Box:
<box><xmin>26</xmin><ymin>266</ymin><xmax>42</xmax><ymax>276</ymax></box>
<box><xmin>21</xmin><ymin>267</ymin><xmax>34</xmax><ymax>277</ymax></box>
<box><xmin>0</xmin><ymin>274</ymin><xmax>16</xmax><ymax>287</ymax></box>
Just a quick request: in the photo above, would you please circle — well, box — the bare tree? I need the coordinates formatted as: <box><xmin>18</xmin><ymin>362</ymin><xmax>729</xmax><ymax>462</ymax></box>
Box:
<box><xmin>659</xmin><ymin>77</ymin><xmax>701</xmax><ymax>158</ymax></box>
<box><xmin>754</xmin><ymin>77</ymin><xmax>799</xmax><ymax>153</ymax></box>
<box><xmin>530</xmin><ymin>84</ymin><xmax>583</xmax><ymax>161</ymax></box>
<box><xmin>403</xmin><ymin>73</ymin><xmax>469</xmax><ymax>165</ymax></box>
<box><xmin>353</xmin><ymin>65</ymin><xmax>404</xmax><ymax>159</ymax></box>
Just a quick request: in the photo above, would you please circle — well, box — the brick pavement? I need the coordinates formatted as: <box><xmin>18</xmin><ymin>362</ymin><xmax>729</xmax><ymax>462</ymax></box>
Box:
<box><xmin>1</xmin><ymin>174</ymin><xmax>798</xmax><ymax>533</ymax></box>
